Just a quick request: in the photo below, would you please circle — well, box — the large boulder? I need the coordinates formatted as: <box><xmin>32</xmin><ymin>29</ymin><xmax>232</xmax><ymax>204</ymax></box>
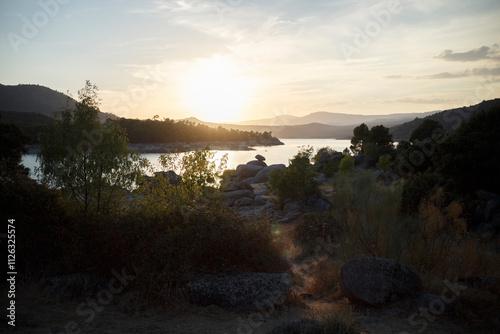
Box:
<box><xmin>247</xmin><ymin>160</ymin><xmax>267</xmax><ymax>167</ymax></box>
<box><xmin>235</xmin><ymin>164</ymin><xmax>264</xmax><ymax>178</ymax></box>
<box><xmin>253</xmin><ymin>164</ymin><xmax>286</xmax><ymax>183</ymax></box>
<box><xmin>340</xmin><ymin>257</ymin><xmax>421</xmax><ymax>305</ymax></box>
<box><xmin>186</xmin><ymin>272</ymin><xmax>291</xmax><ymax>311</ymax></box>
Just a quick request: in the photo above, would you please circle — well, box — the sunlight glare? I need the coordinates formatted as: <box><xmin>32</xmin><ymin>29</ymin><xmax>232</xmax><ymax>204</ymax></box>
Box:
<box><xmin>182</xmin><ymin>55</ymin><xmax>252</xmax><ymax>123</ymax></box>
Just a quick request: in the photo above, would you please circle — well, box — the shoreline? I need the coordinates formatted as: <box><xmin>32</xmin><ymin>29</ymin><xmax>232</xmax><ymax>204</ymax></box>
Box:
<box><xmin>26</xmin><ymin>139</ymin><xmax>284</xmax><ymax>155</ymax></box>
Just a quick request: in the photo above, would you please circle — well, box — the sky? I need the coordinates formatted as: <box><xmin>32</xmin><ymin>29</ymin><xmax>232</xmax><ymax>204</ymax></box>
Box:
<box><xmin>1</xmin><ymin>0</ymin><xmax>500</xmax><ymax>123</ymax></box>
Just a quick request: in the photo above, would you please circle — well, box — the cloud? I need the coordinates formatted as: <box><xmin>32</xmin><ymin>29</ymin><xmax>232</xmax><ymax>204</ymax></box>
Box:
<box><xmin>420</xmin><ymin>67</ymin><xmax>500</xmax><ymax>79</ymax></box>
<box><xmin>434</xmin><ymin>45</ymin><xmax>499</xmax><ymax>62</ymax></box>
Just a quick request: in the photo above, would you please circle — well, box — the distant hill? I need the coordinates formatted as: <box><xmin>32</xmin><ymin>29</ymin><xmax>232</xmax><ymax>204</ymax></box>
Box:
<box><xmin>0</xmin><ymin>84</ymin><xmax>116</xmax><ymax>122</ymax></box>
<box><xmin>181</xmin><ymin>117</ymin><xmax>356</xmax><ymax>139</ymax></box>
<box><xmin>234</xmin><ymin>110</ymin><xmax>438</xmax><ymax>127</ymax></box>
<box><xmin>0</xmin><ymin>110</ymin><xmax>54</xmax><ymax>144</ymax></box>
<box><xmin>390</xmin><ymin>98</ymin><xmax>500</xmax><ymax>141</ymax></box>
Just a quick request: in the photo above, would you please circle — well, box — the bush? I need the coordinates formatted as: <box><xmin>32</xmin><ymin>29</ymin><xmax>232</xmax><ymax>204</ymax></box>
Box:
<box><xmin>376</xmin><ymin>154</ymin><xmax>393</xmax><ymax>171</ymax></box>
<box><xmin>268</xmin><ymin>147</ymin><xmax>319</xmax><ymax>204</ymax></box>
<box><xmin>400</xmin><ymin>172</ymin><xmax>441</xmax><ymax>215</ymax></box>
<box><xmin>83</xmin><ymin>203</ymin><xmax>288</xmax><ymax>305</ymax></box>
<box><xmin>338</xmin><ymin>156</ymin><xmax>354</xmax><ymax>174</ymax></box>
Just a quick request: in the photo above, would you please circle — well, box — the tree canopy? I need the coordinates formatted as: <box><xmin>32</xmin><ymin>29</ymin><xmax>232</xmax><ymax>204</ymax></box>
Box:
<box><xmin>38</xmin><ymin>81</ymin><xmax>144</xmax><ymax>218</ymax></box>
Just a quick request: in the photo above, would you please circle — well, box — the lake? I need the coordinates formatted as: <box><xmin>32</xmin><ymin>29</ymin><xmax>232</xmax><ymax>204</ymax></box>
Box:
<box><xmin>22</xmin><ymin>138</ymin><xmax>352</xmax><ymax>177</ymax></box>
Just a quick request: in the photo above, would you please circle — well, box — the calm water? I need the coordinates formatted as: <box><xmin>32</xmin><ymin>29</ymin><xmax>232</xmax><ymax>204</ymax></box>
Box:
<box><xmin>22</xmin><ymin>139</ymin><xmax>351</xmax><ymax>177</ymax></box>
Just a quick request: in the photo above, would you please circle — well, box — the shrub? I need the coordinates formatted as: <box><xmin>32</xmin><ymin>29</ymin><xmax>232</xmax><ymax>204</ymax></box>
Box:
<box><xmin>268</xmin><ymin>147</ymin><xmax>319</xmax><ymax>204</ymax></box>
<box><xmin>400</xmin><ymin>172</ymin><xmax>440</xmax><ymax>215</ymax></box>
<box><xmin>338</xmin><ymin>156</ymin><xmax>354</xmax><ymax>174</ymax></box>
<box><xmin>376</xmin><ymin>154</ymin><xmax>393</xmax><ymax>171</ymax></box>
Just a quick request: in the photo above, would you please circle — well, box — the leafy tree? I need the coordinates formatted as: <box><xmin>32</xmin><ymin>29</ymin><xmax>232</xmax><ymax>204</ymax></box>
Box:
<box><xmin>38</xmin><ymin>81</ymin><xmax>144</xmax><ymax>219</ymax></box>
<box><xmin>369</xmin><ymin>124</ymin><xmax>393</xmax><ymax>147</ymax></box>
<box><xmin>137</xmin><ymin>146</ymin><xmax>228</xmax><ymax>219</ymax></box>
<box><xmin>433</xmin><ymin>103</ymin><xmax>500</xmax><ymax>193</ymax></box>
<box><xmin>350</xmin><ymin>123</ymin><xmax>370</xmax><ymax>155</ymax></box>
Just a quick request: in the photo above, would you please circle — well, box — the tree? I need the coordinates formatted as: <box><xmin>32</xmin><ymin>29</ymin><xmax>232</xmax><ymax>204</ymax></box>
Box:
<box><xmin>350</xmin><ymin>123</ymin><xmax>370</xmax><ymax>155</ymax></box>
<box><xmin>38</xmin><ymin>81</ymin><xmax>144</xmax><ymax>218</ymax></box>
<box><xmin>433</xmin><ymin>103</ymin><xmax>500</xmax><ymax>193</ymax></box>
<box><xmin>409</xmin><ymin>119</ymin><xmax>444</xmax><ymax>144</ymax></box>
<box><xmin>369</xmin><ymin>124</ymin><xmax>393</xmax><ymax>147</ymax></box>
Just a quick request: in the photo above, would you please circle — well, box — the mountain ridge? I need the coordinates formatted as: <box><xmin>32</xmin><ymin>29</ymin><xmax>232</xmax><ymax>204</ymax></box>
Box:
<box><xmin>0</xmin><ymin>84</ymin><xmax>116</xmax><ymax>122</ymax></box>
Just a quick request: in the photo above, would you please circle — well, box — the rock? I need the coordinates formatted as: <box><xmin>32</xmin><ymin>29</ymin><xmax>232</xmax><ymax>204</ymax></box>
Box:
<box><xmin>253</xmin><ymin>164</ymin><xmax>286</xmax><ymax>183</ymax></box>
<box><xmin>237</xmin><ymin>179</ymin><xmax>254</xmax><ymax>191</ymax></box>
<box><xmin>235</xmin><ymin>164</ymin><xmax>264</xmax><ymax>178</ymax></box>
<box><xmin>223</xmin><ymin>189</ymin><xmax>254</xmax><ymax>200</ymax></box>
<box><xmin>415</xmin><ymin>294</ymin><xmax>453</xmax><ymax>314</ymax></box>
<box><xmin>255</xmin><ymin>154</ymin><xmax>266</xmax><ymax>162</ymax></box>
<box><xmin>247</xmin><ymin>160</ymin><xmax>267</xmax><ymax>167</ymax></box>
<box><xmin>254</xmin><ymin>195</ymin><xmax>266</xmax><ymax>206</ymax></box>
<box><xmin>340</xmin><ymin>257</ymin><xmax>421</xmax><ymax>305</ymax></box>
<box><xmin>154</xmin><ymin>170</ymin><xmax>182</xmax><ymax>185</ymax></box>
<box><xmin>234</xmin><ymin>197</ymin><xmax>254</xmax><ymax>207</ymax></box>
<box><xmin>269</xmin><ymin>319</ymin><xmax>321</xmax><ymax>334</ymax></box>
<box><xmin>186</xmin><ymin>272</ymin><xmax>291</xmax><ymax>311</ymax></box>
<box><xmin>283</xmin><ymin>202</ymin><xmax>302</xmax><ymax>213</ymax></box>
<box><xmin>313</xmin><ymin>198</ymin><xmax>331</xmax><ymax>211</ymax></box>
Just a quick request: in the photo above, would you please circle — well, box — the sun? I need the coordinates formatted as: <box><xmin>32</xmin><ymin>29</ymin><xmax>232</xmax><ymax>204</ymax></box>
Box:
<box><xmin>182</xmin><ymin>55</ymin><xmax>251</xmax><ymax>123</ymax></box>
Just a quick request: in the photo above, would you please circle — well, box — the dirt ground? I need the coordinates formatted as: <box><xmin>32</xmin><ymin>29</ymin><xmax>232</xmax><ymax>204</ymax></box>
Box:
<box><xmin>5</xmin><ymin>219</ymin><xmax>499</xmax><ymax>334</ymax></box>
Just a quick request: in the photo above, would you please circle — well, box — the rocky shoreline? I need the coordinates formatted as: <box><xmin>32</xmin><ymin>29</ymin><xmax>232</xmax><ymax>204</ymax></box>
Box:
<box><xmin>26</xmin><ymin>138</ymin><xmax>284</xmax><ymax>155</ymax></box>
<box><xmin>129</xmin><ymin>138</ymin><xmax>284</xmax><ymax>153</ymax></box>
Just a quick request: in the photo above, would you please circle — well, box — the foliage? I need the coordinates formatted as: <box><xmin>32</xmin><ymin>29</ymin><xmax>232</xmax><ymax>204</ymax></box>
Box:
<box><xmin>268</xmin><ymin>147</ymin><xmax>320</xmax><ymax>204</ymax></box>
<box><xmin>313</xmin><ymin>146</ymin><xmax>338</xmax><ymax>163</ymax></box>
<box><xmin>0</xmin><ymin>118</ymin><xmax>30</xmax><ymax>180</ymax></box>
<box><xmin>338</xmin><ymin>155</ymin><xmax>354</xmax><ymax>174</ymax></box>
<box><xmin>118</xmin><ymin>117</ymin><xmax>275</xmax><ymax>144</ymax></box>
<box><xmin>369</xmin><ymin>124</ymin><xmax>393</xmax><ymax>147</ymax></box>
<box><xmin>433</xmin><ymin>103</ymin><xmax>500</xmax><ymax>193</ymax></box>
<box><xmin>294</xmin><ymin>211</ymin><xmax>339</xmax><ymax>258</ymax></box>
<box><xmin>350</xmin><ymin>123</ymin><xmax>394</xmax><ymax>166</ymax></box>
<box><xmin>409</xmin><ymin>119</ymin><xmax>444</xmax><ymax>144</ymax></box>
<box><xmin>376</xmin><ymin>154</ymin><xmax>393</xmax><ymax>171</ymax></box>
<box><xmin>349</xmin><ymin>123</ymin><xmax>370</xmax><ymax>155</ymax></box>
<box><xmin>0</xmin><ymin>111</ymin><xmax>54</xmax><ymax>144</ymax></box>
<box><xmin>400</xmin><ymin>172</ymin><xmax>441</xmax><ymax>215</ymax></box>
<box><xmin>0</xmin><ymin>120</ymin><xmax>68</xmax><ymax>273</ymax></box>
<box><xmin>37</xmin><ymin>81</ymin><xmax>145</xmax><ymax>219</ymax></box>
<box><xmin>135</xmin><ymin>146</ymin><xmax>228</xmax><ymax>218</ymax></box>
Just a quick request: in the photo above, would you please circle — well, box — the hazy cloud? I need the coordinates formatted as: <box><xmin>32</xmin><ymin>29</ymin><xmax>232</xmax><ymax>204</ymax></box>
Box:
<box><xmin>420</xmin><ymin>67</ymin><xmax>500</xmax><ymax>79</ymax></box>
<box><xmin>435</xmin><ymin>45</ymin><xmax>499</xmax><ymax>62</ymax></box>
